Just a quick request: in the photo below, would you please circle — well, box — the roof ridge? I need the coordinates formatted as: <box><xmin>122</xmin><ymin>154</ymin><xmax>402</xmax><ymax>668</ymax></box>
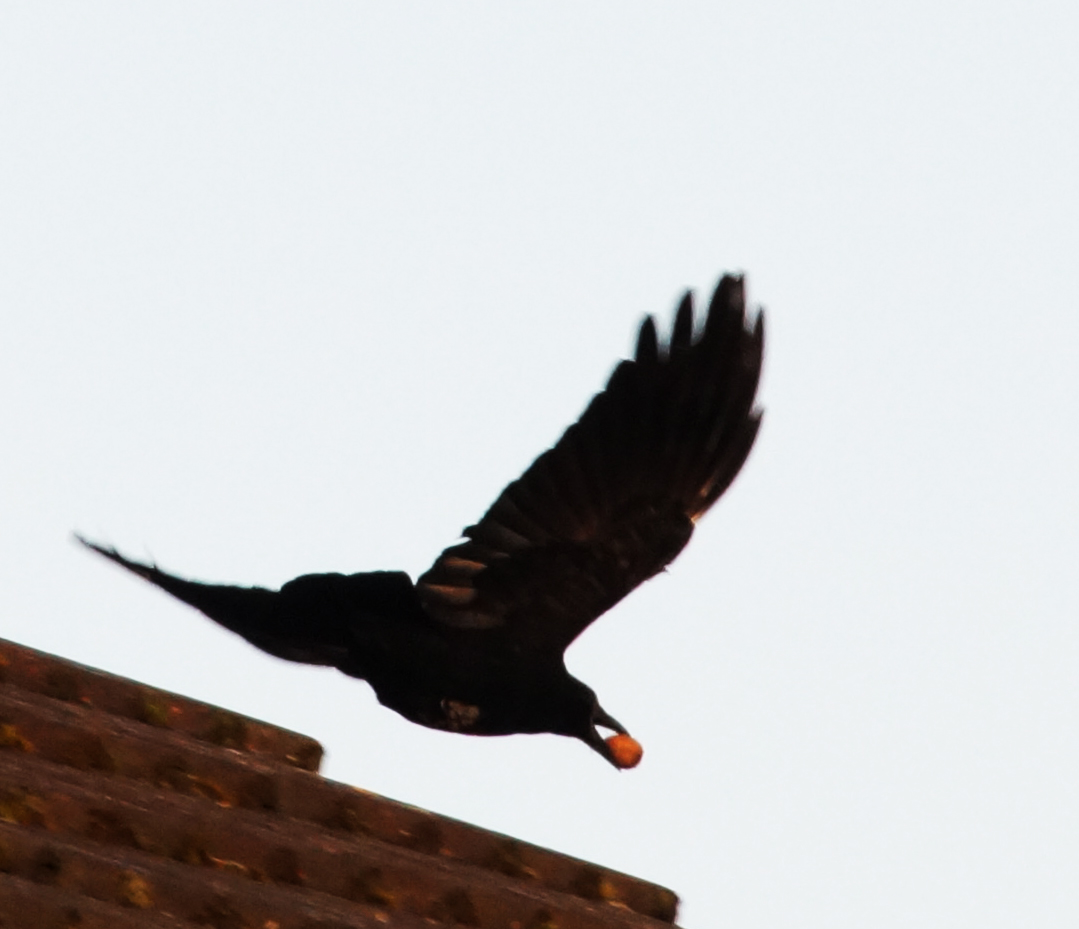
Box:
<box><xmin>0</xmin><ymin>636</ymin><xmax>681</xmax><ymax>926</ymax></box>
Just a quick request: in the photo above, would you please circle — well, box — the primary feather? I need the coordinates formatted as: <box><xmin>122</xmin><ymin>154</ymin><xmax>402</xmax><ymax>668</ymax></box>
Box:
<box><xmin>416</xmin><ymin>275</ymin><xmax>763</xmax><ymax>655</ymax></box>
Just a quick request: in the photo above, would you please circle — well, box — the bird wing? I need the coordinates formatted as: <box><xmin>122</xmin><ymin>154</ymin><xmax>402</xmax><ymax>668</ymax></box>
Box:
<box><xmin>416</xmin><ymin>274</ymin><xmax>764</xmax><ymax>656</ymax></box>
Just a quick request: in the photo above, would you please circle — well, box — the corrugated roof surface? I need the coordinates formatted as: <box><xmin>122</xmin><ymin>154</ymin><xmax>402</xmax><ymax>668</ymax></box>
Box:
<box><xmin>0</xmin><ymin>637</ymin><xmax>680</xmax><ymax>928</ymax></box>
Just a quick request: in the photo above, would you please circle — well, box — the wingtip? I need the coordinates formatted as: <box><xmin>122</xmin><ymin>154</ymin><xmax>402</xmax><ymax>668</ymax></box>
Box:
<box><xmin>634</xmin><ymin>315</ymin><xmax>659</xmax><ymax>365</ymax></box>
<box><xmin>670</xmin><ymin>292</ymin><xmax>694</xmax><ymax>351</ymax></box>
<box><xmin>751</xmin><ymin>303</ymin><xmax>765</xmax><ymax>346</ymax></box>
<box><xmin>712</xmin><ymin>273</ymin><xmax>745</xmax><ymax>312</ymax></box>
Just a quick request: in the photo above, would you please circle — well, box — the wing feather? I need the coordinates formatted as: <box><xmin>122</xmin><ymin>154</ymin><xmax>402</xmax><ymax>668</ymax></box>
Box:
<box><xmin>417</xmin><ymin>274</ymin><xmax>764</xmax><ymax>653</ymax></box>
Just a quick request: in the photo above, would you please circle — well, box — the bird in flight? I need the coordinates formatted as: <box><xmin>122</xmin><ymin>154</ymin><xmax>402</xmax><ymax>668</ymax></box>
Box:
<box><xmin>79</xmin><ymin>274</ymin><xmax>764</xmax><ymax>769</ymax></box>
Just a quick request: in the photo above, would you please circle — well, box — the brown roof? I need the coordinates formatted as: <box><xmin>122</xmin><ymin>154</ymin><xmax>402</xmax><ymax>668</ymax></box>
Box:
<box><xmin>0</xmin><ymin>637</ymin><xmax>680</xmax><ymax>928</ymax></box>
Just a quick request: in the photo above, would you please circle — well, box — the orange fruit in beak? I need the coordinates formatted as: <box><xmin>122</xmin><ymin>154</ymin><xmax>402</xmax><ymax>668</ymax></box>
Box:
<box><xmin>606</xmin><ymin>733</ymin><xmax>643</xmax><ymax>769</ymax></box>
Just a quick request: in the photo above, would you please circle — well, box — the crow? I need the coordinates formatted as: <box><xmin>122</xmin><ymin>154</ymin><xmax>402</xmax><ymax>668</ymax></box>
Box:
<box><xmin>78</xmin><ymin>274</ymin><xmax>764</xmax><ymax>768</ymax></box>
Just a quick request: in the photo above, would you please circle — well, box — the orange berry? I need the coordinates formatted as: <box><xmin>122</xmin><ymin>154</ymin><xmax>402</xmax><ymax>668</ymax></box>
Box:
<box><xmin>606</xmin><ymin>733</ymin><xmax>643</xmax><ymax>769</ymax></box>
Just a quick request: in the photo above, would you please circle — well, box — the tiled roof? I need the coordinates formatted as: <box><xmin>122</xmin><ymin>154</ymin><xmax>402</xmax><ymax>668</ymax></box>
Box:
<box><xmin>0</xmin><ymin>637</ymin><xmax>680</xmax><ymax>928</ymax></box>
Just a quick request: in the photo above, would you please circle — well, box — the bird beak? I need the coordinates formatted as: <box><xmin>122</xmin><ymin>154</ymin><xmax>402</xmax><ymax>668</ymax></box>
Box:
<box><xmin>584</xmin><ymin>706</ymin><xmax>625</xmax><ymax>766</ymax></box>
<box><xmin>592</xmin><ymin>706</ymin><xmax>627</xmax><ymax>735</ymax></box>
<box><xmin>585</xmin><ymin>727</ymin><xmax>623</xmax><ymax>767</ymax></box>
<box><xmin>584</xmin><ymin>706</ymin><xmax>643</xmax><ymax>769</ymax></box>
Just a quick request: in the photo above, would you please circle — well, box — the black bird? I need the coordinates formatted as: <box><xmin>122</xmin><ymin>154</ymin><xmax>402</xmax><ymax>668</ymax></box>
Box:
<box><xmin>79</xmin><ymin>275</ymin><xmax>764</xmax><ymax>768</ymax></box>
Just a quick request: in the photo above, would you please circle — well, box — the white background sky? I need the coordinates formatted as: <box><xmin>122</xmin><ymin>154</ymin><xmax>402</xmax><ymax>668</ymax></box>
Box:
<box><xmin>2</xmin><ymin>4</ymin><xmax>1077</xmax><ymax>926</ymax></box>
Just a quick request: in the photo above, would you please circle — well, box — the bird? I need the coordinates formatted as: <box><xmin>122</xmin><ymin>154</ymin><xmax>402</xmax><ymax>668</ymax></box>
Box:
<box><xmin>78</xmin><ymin>274</ymin><xmax>764</xmax><ymax>769</ymax></box>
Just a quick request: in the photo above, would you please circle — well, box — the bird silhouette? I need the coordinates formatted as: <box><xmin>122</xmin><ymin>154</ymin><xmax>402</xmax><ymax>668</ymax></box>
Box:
<box><xmin>79</xmin><ymin>274</ymin><xmax>764</xmax><ymax>768</ymax></box>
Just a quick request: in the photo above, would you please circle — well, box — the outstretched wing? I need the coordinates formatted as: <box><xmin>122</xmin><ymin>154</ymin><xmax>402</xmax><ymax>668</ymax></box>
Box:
<box><xmin>416</xmin><ymin>274</ymin><xmax>764</xmax><ymax>656</ymax></box>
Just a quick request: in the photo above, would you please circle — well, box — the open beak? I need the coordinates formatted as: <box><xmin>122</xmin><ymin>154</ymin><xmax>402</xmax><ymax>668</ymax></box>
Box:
<box><xmin>592</xmin><ymin>706</ymin><xmax>627</xmax><ymax>735</ymax></box>
<box><xmin>585</xmin><ymin>727</ymin><xmax>623</xmax><ymax>767</ymax></box>
<box><xmin>584</xmin><ymin>707</ymin><xmax>642</xmax><ymax>769</ymax></box>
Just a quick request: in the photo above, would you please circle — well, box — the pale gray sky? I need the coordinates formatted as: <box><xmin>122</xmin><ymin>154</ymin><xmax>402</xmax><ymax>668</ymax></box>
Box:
<box><xmin>2</xmin><ymin>4</ymin><xmax>1078</xmax><ymax>926</ymax></box>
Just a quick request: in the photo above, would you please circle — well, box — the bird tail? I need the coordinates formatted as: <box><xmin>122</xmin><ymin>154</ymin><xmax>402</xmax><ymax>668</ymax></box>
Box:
<box><xmin>74</xmin><ymin>533</ymin><xmax>280</xmax><ymax>650</ymax></box>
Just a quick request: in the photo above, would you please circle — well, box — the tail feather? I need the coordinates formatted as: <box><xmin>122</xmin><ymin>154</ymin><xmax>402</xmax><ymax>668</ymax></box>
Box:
<box><xmin>74</xmin><ymin>534</ymin><xmax>338</xmax><ymax>666</ymax></box>
<box><xmin>75</xmin><ymin>534</ymin><xmax>271</xmax><ymax>622</ymax></box>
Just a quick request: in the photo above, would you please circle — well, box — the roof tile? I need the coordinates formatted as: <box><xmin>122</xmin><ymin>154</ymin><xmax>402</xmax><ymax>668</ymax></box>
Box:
<box><xmin>0</xmin><ymin>637</ymin><xmax>681</xmax><ymax>927</ymax></box>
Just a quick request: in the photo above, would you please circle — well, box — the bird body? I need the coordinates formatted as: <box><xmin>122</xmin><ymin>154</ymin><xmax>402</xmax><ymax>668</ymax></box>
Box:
<box><xmin>80</xmin><ymin>275</ymin><xmax>764</xmax><ymax>768</ymax></box>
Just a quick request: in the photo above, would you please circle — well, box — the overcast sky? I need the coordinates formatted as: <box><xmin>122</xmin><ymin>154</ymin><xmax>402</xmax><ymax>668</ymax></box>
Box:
<box><xmin>2</xmin><ymin>4</ymin><xmax>1078</xmax><ymax>926</ymax></box>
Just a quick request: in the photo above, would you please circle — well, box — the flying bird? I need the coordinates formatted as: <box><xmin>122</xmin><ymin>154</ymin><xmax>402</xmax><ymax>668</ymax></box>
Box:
<box><xmin>79</xmin><ymin>275</ymin><xmax>764</xmax><ymax>768</ymax></box>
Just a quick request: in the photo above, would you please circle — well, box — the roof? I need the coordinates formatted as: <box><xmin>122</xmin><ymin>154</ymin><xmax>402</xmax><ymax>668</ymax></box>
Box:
<box><xmin>0</xmin><ymin>636</ymin><xmax>681</xmax><ymax>928</ymax></box>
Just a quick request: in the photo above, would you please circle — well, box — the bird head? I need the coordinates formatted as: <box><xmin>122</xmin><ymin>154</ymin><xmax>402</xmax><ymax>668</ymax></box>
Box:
<box><xmin>553</xmin><ymin>676</ymin><xmax>643</xmax><ymax>769</ymax></box>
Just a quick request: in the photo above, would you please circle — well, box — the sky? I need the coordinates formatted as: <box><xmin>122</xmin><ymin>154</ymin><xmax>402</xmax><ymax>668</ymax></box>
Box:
<box><xmin>2</xmin><ymin>4</ymin><xmax>1078</xmax><ymax>926</ymax></box>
